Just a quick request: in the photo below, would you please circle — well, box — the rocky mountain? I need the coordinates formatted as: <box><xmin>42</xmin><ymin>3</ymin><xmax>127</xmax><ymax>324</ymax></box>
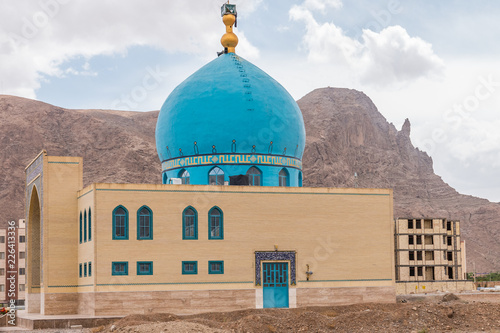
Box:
<box><xmin>0</xmin><ymin>95</ymin><xmax>161</xmax><ymax>231</ymax></box>
<box><xmin>0</xmin><ymin>89</ymin><xmax>498</xmax><ymax>272</ymax></box>
<box><xmin>299</xmin><ymin>88</ymin><xmax>500</xmax><ymax>273</ymax></box>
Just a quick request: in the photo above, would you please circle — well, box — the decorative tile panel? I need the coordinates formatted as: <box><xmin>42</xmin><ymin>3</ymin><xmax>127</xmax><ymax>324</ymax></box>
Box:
<box><xmin>25</xmin><ymin>153</ymin><xmax>44</xmax><ymax>285</ymax></box>
<box><xmin>255</xmin><ymin>251</ymin><xmax>296</xmax><ymax>286</ymax></box>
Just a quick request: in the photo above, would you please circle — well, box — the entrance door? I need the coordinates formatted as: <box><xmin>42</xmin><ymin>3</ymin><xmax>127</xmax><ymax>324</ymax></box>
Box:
<box><xmin>263</xmin><ymin>262</ymin><xmax>289</xmax><ymax>308</ymax></box>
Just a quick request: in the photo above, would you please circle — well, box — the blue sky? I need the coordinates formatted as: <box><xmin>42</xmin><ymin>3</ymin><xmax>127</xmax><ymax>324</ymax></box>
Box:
<box><xmin>1</xmin><ymin>0</ymin><xmax>499</xmax><ymax>202</ymax></box>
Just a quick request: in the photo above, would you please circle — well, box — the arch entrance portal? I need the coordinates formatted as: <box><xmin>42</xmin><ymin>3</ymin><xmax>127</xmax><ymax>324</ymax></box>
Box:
<box><xmin>27</xmin><ymin>186</ymin><xmax>41</xmax><ymax>313</ymax></box>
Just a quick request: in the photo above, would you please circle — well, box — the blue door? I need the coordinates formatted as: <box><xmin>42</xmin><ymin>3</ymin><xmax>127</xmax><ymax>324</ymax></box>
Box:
<box><xmin>263</xmin><ymin>262</ymin><xmax>289</xmax><ymax>308</ymax></box>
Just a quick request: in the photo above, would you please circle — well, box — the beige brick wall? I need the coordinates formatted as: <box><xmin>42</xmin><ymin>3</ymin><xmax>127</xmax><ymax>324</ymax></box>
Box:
<box><xmin>27</xmin><ymin>153</ymin><xmax>396</xmax><ymax>314</ymax></box>
<box><xmin>86</xmin><ymin>183</ymin><xmax>394</xmax><ymax>293</ymax></box>
<box><xmin>44</xmin><ymin>156</ymin><xmax>82</xmax><ymax>294</ymax></box>
<box><xmin>26</xmin><ymin>154</ymin><xmax>82</xmax><ymax>314</ymax></box>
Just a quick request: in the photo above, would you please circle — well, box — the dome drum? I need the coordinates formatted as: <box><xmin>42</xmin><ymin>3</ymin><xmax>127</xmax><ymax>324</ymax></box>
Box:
<box><xmin>162</xmin><ymin>164</ymin><xmax>302</xmax><ymax>187</ymax></box>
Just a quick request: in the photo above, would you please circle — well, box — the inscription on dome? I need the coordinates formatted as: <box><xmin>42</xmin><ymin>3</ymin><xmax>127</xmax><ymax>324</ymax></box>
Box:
<box><xmin>162</xmin><ymin>153</ymin><xmax>302</xmax><ymax>171</ymax></box>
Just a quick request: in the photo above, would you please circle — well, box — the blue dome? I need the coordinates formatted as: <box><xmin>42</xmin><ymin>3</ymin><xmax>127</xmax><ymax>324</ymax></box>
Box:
<box><xmin>155</xmin><ymin>53</ymin><xmax>306</xmax><ymax>186</ymax></box>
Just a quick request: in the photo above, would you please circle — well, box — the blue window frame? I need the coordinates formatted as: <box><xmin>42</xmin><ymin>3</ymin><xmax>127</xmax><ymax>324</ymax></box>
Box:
<box><xmin>88</xmin><ymin>208</ymin><xmax>92</xmax><ymax>241</ymax></box>
<box><xmin>246</xmin><ymin>166</ymin><xmax>262</xmax><ymax>186</ymax></box>
<box><xmin>209</xmin><ymin>166</ymin><xmax>225</xmax><ymax>185</ymax></box>
<box><xmin>88</xmin><ymin>262</ymin><xmax>92</xmax><ymax>277</ymax></box>
<box><xmin>182</xmin><ymin>261</ymin><xmax>197</xmax><ymax>274</ymax></box>
<box><xmin>84</xmin><ymin>210</ymin><xmax>87</xmax><ymax>242</ymax></box>
<box><xmin>279</xmin><ymin>168</ymin><xmax>289</xmax><ymax>187</ymax></box>
<box><xmin>79</xmin><ymin>212</ymin><xmax>82</xmax><ymax>244</ymax></box>
<box><xmin>137</xmin><ymin>206</ymin><xmax>153</xmax><ymax>240</ymax></box>
<box><xmin>179</xmin><ymin>169</ymin><xmax>190</xmax><ymax>184</ymax></box>
<box><xmin>208</xmin><ymin>261</ymin><xmax>224</xmax><ymax>274</ymax></box>
<box><xmin>162</xmin><ymin>173</ymin><xmax>168</xmax><ymax>184</ymax></box>
<box><xmin>112</xmin><ymin>262</ymin><xmax>128</xmax><ymax>276</ymax></box>
<box><xmin>298</xmin><ymin>171</ymin><xmax>303</xmax><ymax>187</ymax></box>
<box><xmin>79</xmin><ymin>263</ymin><xmax>82</xmax><ymax>277</ymax></box>
<box><xmin>137</xmin><ymin>261</ymin><xmax>153</xmax><ymax>275</ymax></box>
<box><xmin>112</xmin><ymin>206</ymin><xmax>129</xmax><ymax>240</ymax></box>
<box><xmin>182</xmin><ymin>207</ymin><xmax>198</xmax><ymax>240</ymax></box>
<box><xmin>84</xmin><ymin>263</ymin><xmax>87</xmax><ymax>277</ymax></box>
<box><xmin>208</xmin><ymin>207</ymin><xmax>223</xmax><ymax>240</ymax></box>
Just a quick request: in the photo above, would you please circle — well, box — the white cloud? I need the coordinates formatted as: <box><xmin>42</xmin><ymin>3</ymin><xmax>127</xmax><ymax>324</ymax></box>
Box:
<box><xmin>303</xmin><ymin>0</ymin><xmax>342</xmax><ymax>11</ymax></box>
<box><xmin>289</xmin><ymin>2</ymin><xmax>444</xmax><ymax>87</ymax></box>
<box><xmin>289</xmin><ymin>5</ymin><xmax>360</xmax><ymax>65</ymax></box>
<box><xmin>235</xmin><ymin>31</ymin><xmax>260</xmax><ymax>60</ymax></box>
<box><xmin>63</xmin><ymin>65</ymin><xmax>97</xmax><ymax>77</ymax></box>
<box><xmin>446</xmin><ymin>118</ymin><xmax>500</xmax><ymax>164</ymax></box>
<box><xmin>236</xmin><ymin>0</ymin><xmax>264</xmax><ymax>14</ymax></box>
<box><xmin>0</xmin><ymin>0</ymin><xmax>261</xmax><ymax>99</ymax></box>
<box><xmin>359</xmin><ymin>26</ymin><xmax>444</xmax><ymax>85</ymax></box>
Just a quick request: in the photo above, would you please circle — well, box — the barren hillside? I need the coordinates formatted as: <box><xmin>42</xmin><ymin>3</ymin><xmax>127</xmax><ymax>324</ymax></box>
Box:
<box><xmin>299</xmin><ymin>88</ymin><xmax>500</xmax><ymax>273</ymax></box>
<box><xmin>0</xmin><ymin>89</ymin><xmax>498</xmax><ymax>272</ymax></box>
<box><xmin>0</xmin><ymin>95</ymin><xmax>160</xmax><ymax>230</ymax></box>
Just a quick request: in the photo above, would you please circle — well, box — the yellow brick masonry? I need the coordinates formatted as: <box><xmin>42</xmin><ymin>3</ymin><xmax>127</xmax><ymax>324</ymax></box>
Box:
<box><xmin>26</xmin><ymin>153</ymin><xmax>396</xmax><ymax>315</ymax></box>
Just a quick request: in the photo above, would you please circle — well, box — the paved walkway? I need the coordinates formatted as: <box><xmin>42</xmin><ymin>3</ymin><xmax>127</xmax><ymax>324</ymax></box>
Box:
<box><xmin>0</xmin><ymin>328</ymin><xmax>90</xmax><ymax>332</ymax></box>
<box><xmin>0</xmin><ymin>310</ymin><xmax>121</xmax><ymax>331</ymax></box>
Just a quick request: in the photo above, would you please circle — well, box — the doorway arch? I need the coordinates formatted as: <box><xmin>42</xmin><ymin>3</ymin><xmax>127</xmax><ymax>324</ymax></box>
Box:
<box><xmin>27</xmin><ymin>185</ymin><xmax>41</xmax><ymax>313</ymax></box>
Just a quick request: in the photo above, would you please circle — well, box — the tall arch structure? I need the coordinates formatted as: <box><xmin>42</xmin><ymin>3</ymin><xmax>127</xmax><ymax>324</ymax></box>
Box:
<box><xmin>25</xmin><ymin>151</ymin><xmax>83</xmax><ymax>314</ymax></box>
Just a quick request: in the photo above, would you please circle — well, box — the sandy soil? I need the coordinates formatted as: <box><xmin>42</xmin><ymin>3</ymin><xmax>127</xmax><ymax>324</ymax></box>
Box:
<box><xmin>76</xmin><ymin>293</ymin><xmax>500</xmax><ymax>333</ymax></box>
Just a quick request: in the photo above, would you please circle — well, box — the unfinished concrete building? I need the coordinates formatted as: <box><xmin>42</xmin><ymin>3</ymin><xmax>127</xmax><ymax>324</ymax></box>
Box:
<box><xmin>0</xmin><ymin>219</ymin><xmax>26</xmax><ymax>307</ymax></box>
<box><xmin>394</xmin><ymin>218</ymin><xmax>473</xmax><ymax>294</ymax></box>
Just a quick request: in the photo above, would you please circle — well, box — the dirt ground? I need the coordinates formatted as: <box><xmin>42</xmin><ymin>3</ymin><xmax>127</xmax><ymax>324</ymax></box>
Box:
<box><xmin>84</xmin><ymin>293</ymin><xmax>500</xmax><ymax>333</ymax></box>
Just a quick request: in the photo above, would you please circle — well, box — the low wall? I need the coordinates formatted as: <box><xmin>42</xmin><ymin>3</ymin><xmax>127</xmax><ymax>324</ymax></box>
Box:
<box><xmin>93</xmin><ymin>286</ymin><xmax>397</xmax><ymax>315</ymax></box>
<box><xmin>26</xmin><ymin>293</ymin><xmax>41</xmax><ymax>314</ymax></box>
<box><xmin>475</xmin><ymin>281</ymin><xmax>500</xmax><ymax>289</ymax></box>
<box><xmin>396</xmin><ymin>281</ymin><xmax>475</xmax><ymax>294</ymax></box>
<box><xmin>30</xmin><ymin>286</ymin><xmax>398</xmax><ymax>316</ymax></box>
<box><xmin>94</xmin><ymin>289</ymin><xmax>256</xmax><ymax>316</ymax></box>
<box><xmin>297</xmin><ymin>286</ymin><xmax>396</xmax><ymax>306</ymax></box>
<box><xmin>43</xmin><ymin>292</ymin><xmax>79</xmax><ymax>315</ymax></box>
<box><xmin>78</xmin><ymin>292</ymin><xmax>95</xmax><ymax>316</ymax></box>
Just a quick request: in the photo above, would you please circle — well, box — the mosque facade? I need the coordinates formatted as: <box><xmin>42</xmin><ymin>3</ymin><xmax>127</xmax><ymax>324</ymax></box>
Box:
<box><xmin>24</xmin><ymin>4</ymin><xmax>396</xmax><ymax>315</ymax></box>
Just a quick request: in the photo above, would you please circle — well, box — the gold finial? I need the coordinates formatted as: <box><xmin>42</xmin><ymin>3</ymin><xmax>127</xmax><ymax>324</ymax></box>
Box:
<box><xmin>220</xmin><ymin>3</ymin><xmax>238</xmax><ymax>53</ymax></box>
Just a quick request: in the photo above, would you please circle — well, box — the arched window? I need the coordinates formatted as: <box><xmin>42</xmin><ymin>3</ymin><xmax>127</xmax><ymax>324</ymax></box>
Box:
<box><xmin>182</xmin><ymin>207</ymin><xmax>197</xmax><ymax>240</ymax></box>
<box><xmin>84</xmin><ymin>210</ymin><xmax>87</xmax><ymax>242</ymax></box>
<box><xmin>137</xmin><ymin>206</ymin><xmax>153</xmax><ymax>240</ymax></box>
<box><xmin>179</xmin><ymin>169</ymin><xmax>190</xmax><ymax>184</ymax></box>
<box><xmin>162</xmin><ymin>173</ymin><xmax>168</xmax><ymax>184</ymax></box>
<box><xmin>209</xmin><ymin>167</ymin><xmax>225</xmax><ymax>185</ymax></box>
<box><xmin>279</xmin><ymin>168</ymin><xmax>289</xmax><ymax>187</ymax></box>
<box><xmin>298</xmin><ymin>171</ymin><xmax>303</xmax><ymax>187</ymax></box>
<box><xmin>88</xmin><ymin>208</ymin><xmax>92</xmax><ymax>241</ymax></box>
<box><xmin>113</xmin><ymin>206</ymin><xmax>129</xmax><ymax>240</ymax></box>
<box><xmin>79</xmin><ymin>212</ymin><xmax>82</xmax><ymax>244</ymax></box>
<box><xmin>209</xmin><ymin>207</ymin><xmax>223</xmax><ymax>240</ymax></box>
<box><xmin>246</xmin><ymin>166</ymin><xmax>262</xmax><ymax>186</ymax></box>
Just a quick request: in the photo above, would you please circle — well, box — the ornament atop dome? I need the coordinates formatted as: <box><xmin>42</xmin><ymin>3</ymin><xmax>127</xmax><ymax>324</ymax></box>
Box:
<box><xmin>220</xmin><ymin>2</ymin><xmax>238</xmax><ymax>53</ymax></box>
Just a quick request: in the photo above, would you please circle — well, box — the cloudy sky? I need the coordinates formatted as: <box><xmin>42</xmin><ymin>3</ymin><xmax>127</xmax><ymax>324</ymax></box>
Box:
<box><xmin>1</xmin><ymin>0</ymin><xmax>499</xmax><ymax>202</ymax></box>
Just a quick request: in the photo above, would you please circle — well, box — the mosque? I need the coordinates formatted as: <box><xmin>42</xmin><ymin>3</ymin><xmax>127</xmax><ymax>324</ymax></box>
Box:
<box><xmin>24</xmin><ymin>3</ymin><xmax>395</xmax><ymax>315</ymax></box>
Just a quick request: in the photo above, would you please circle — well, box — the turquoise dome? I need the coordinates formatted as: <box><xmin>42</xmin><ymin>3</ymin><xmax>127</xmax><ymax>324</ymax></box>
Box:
<box><xmin>155</xmin><ymin>53</ymin><xmax>306</xmax><ymax>186</ymax></box>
